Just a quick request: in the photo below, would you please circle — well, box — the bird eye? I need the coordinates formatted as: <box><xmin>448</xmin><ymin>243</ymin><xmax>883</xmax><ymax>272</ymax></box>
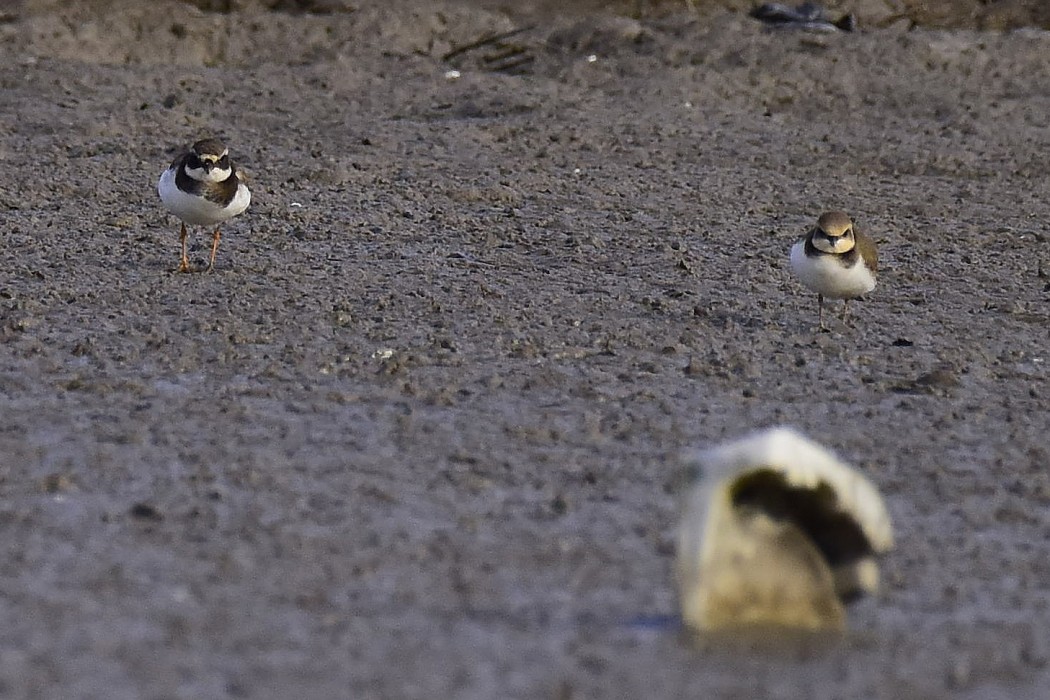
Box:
<box><xmin>218</xmin><ymin>155</ymin><xmax>229</xmax><ymax>168</ymax></box>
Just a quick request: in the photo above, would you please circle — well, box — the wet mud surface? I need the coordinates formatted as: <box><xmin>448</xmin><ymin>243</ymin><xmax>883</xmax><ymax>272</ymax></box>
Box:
<box><xmin>1</xmin><ymin>1</ymin><xmax>1049</xmax><ymax>697</ymax></box>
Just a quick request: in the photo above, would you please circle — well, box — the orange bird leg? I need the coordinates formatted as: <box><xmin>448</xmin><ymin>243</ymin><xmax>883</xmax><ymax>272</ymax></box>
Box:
<box><xmin>178</xmin><ymin>222</ymin><xmax>192</xmax><ymax>273</ymax></box>
<box><xmin>208</xmin><ymin>228</ymin><xmax>222</xmax><ymax>271</ymax></box>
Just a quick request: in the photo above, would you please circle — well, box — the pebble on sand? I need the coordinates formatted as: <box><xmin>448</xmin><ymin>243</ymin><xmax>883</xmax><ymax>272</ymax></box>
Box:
<box><xmin>676</xmin><ymin>427</ymin><xmax>893</xmax><ymax>632</ymax></box>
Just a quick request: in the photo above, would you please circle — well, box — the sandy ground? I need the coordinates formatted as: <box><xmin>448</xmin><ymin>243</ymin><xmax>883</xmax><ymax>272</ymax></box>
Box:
<box><xmin>1</xmin><ymin>0</ymin><xmax>1049</xmax><ymax>698</ymax></box>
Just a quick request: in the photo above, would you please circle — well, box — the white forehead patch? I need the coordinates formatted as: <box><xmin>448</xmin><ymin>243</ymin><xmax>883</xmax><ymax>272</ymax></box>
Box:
<box><xmin>185</xmin><ymin>163</ymin><xmax>233</xmax><ymax>183</ymax></box>
<box><xmin>813</xmin><ymin>229</ymin><xmax>855</xmax><ymax>255</ymax></box>
<box><xmin>202</xmin><ymin>148</ymin><xmax>228</xmax><ymax>161</ymax></box>
<box><xmin>196</xmin><ymin>147</ymin><xmax>228</xmax><ymax>160</ymax></box>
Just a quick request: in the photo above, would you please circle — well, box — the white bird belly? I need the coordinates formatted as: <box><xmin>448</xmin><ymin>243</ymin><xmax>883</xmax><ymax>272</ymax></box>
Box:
<box><xmin>158</xmin><ymin>168</ymin><xmax>251</xmax><ymax>226</ymax></box>
<box><xmin>790</xmin><ymin>241</ymin><xmax>876</xmax><ymax>299</ymax></box>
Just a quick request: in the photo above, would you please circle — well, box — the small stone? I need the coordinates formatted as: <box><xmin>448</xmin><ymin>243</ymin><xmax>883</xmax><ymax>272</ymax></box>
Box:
<box><xmin>948</xmin><ymin>655</ymin><xmax>971</xmax><ymax>689</ymax></box>
<box><xmin>129</xmin><ymin>502</ymin><xmax>163</xmax><ymax>521</ymax></box>
<box><xmin>41</xmin><ymin>473</ymin><xmax>74</xmax><ymax>494</ymax></box>
<box><xmin>915</xmin><ymin>368</ymin><xmax>960</xmax><ymax>390</ymax></box>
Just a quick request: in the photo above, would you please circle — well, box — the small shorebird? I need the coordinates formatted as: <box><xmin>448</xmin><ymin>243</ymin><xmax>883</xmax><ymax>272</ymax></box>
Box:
<box><xmin>157</xmin><ymin>138</ymin><xmax>251</xmax><ymax>272</ymax></box>
<box><xmin>790</xmin><ymin>211</ymin><xmax>878</xmax><ymax>331</ymax></box>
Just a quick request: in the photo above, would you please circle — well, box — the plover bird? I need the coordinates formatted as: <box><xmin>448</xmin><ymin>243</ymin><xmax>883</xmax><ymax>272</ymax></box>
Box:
<box><xmin>790</xmin><ymin>211</ymin><xmax>878</xmax><ymax>331</ymax></box>
<box><xmin>157</xmin><ymin>138</ymin><xmax>251</xmax><ymax>272</ymax></box>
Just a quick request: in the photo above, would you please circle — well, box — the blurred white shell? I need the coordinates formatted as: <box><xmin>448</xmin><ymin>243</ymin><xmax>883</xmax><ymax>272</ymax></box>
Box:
<box><xmin>677</xmin><ymin>427</ymin><xmax>893</xmax><ymax>631</ymax></box>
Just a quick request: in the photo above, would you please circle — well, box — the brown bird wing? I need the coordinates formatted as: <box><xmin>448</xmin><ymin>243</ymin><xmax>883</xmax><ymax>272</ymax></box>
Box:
<box><xmin>855</xmin><ymin>228</ymin><xmax>878</xmax><ymax>273</ymax></box>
